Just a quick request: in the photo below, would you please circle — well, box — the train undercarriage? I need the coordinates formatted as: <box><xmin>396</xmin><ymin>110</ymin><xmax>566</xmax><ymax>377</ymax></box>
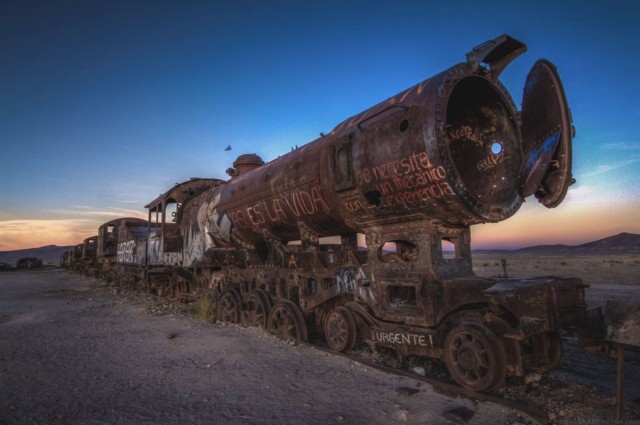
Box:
<box><xmin>133</xmin><ymin>219</ymin><xmax>588</xmax><ymax>392</ymax></box>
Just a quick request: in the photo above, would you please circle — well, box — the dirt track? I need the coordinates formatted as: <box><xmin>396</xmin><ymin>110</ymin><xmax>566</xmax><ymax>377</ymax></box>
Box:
<box><xmin>1</xmin><ymin>270</ymin><xmax>527</xmax><ymax>425</ymax></box>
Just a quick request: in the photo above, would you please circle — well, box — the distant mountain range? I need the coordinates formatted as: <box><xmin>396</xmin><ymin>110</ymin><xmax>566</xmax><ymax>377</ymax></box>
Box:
<box><xmin>0</xmin><ymin>232</ymin><xmax>639</xmax><ymax>266</ymax></box>
<box><xmin>0</xmin><ymin>245</ymin><xmax>74</xmax><ymax>266</ymax></box>
<box><xmin>474</xmin><ymin>232</ymin><xmax>640</xmax><ymax>256</ymax></box>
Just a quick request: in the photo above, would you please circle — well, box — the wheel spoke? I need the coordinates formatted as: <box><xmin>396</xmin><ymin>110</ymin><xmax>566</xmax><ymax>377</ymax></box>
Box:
<box><xmin>242</xmin><ymin>292</ymin><xmax>269</xmax><ymax>328</ymax></box>
<box><xmin>267</xmin><ymin>304</ymin><xmax>300</xmax><ymax>341</ymax></box>
<box><xmin>218</xmin><ymin>292</ymin><xmax>239</xmax><ymax>323</ymax></box>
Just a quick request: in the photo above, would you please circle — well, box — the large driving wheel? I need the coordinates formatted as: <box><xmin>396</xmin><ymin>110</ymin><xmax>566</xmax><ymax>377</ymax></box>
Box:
<box><xmin>268</xmin><ymin>301</ymin><xmax>307</xmax><ymax>342</ymax></box>
<box><xmin>324</xmin><ymin>307</ymin><xmax>357</xmax><ymax>352</ymax></box>
<box><xmin>444</xmin><ymin>323</ymin><xmax>506</xmax><ymax>392</ymax></box>
<box><xmin>242</xmin><ymin>290</ymin><xmax>270</xmax><ymax>328</ymax></box>
<box><xmin>217</xmin><ymin>289</ymin><xmax>241</xmax><ymax>324</ymax></box>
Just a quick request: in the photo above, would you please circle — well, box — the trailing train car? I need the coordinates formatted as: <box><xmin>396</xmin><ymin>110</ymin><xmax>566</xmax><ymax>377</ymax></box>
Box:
<box><xmin>63</xmin><ymin>35</ymin><xmax>627</xmax><ymax>393</ymax></box>
<box><xmin>71</xmin><ymin>243</ymin><xmax>84</xmax><ymax>272</ymax></box>
<box><xmin>144</xmin><ymin>178</ymin><xmax>224</xmax><ymax>298</ymax></box>
<box><xmin>59</xmin><ymin>250</ymin><xmax>70</xmax><ymax>268</ymax></box>
<box><xmin>80</xmin><ymin>235</ymin><xmax>98</xmax><ymax>277</ymax></box>
<box><xmin>97</xmin><ymin>217</ymin><xmax>150</xmax><ymax>284</ymax></box>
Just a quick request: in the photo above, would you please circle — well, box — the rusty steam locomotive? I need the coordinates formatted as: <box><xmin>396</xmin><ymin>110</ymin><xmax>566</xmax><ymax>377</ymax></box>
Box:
<box><xmin>62</xmin><ymin>35</ymin><xmax>589</xmax><ymax>392</ymax></box>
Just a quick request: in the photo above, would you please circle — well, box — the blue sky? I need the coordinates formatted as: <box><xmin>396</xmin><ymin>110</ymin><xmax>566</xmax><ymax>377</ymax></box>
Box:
<box><xmin>1</xmin><ymin>0</ymin><xmax>639</xmax><ymax>250</ymax></box>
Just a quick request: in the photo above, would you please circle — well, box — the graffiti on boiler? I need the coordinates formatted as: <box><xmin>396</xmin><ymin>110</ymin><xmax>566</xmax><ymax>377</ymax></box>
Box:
<box><xmin>229</xmin><ymin>185</ymin><xmax>331</xmax><ymax>232</ymax></box>
<box><xmin>351</xmin><ymin>151</ymin><xmax>455</xmax><ymax>211</ymax></box>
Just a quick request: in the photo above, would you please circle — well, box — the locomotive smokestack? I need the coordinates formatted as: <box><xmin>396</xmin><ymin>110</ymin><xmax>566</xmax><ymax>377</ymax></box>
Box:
<box><xmin>226</xmin><ymin>153</ymin><xmax>265</xmax><ymax>178</ymax></box>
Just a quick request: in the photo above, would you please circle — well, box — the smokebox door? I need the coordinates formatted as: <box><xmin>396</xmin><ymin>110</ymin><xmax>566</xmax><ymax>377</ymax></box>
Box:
<box><xmin>520</xmin><ymin>59</ymin><xmax>574</xmax><ymax>208</ymax></box>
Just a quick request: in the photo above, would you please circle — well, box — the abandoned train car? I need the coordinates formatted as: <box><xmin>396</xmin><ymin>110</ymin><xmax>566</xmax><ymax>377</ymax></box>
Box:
<box><xmin>64</xmin><ymin>34</ymin><xmax>595</xmax><ymax>392</ymax></box>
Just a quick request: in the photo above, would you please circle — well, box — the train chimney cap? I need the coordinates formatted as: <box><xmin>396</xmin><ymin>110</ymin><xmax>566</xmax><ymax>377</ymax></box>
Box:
<box><xmin>233</xmin><ymin>153</ymin><xmax>265</xmax><ymax>168</ymax></box>
<box><xmin>227</xmin><ymin>153</ymin><xmax>265</xmax><ymax>177</ymax></box>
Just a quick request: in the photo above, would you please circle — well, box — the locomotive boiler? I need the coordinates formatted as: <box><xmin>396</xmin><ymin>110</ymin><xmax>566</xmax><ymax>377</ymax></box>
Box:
<box><xmin>157</xmin><ymin>34</ymin><xmax>584</xmax><ymax>392</ymax></box>
<box><xmin>189</xmin><ymin>34</ymin><xmax>572</xmax><ymax>248</ymax></box>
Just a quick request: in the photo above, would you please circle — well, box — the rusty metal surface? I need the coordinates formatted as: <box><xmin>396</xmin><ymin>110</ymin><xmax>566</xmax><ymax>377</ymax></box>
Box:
<box><xmin>59</xmin><ymin>34</ymin><xmax>639</xmax><ymax>394</ymax></box>
<box><xmin>82</xmin><ymin>236</ymin><xmax>98</xmax><ymax>259</ymax></box>
<box><xmin>520</xmin><ymin>60</ymin><xmax>574</xmax><ymax>207</ymax></box>
<box><xmin>606</xmin><ymin>301</ymin><xmax>640</xmax><ymax>347</ymax></box>
<box><xmin>79</xmin><ymin>235</ymin><xmax>99</xmax><ymax>276</ymax></box>
<box><xmin>59</xmin><ymin>251</ymin><xmax>70</xmax><ymax>268</ymax></box>
<box><xmin>145</xmin><ymin>178</ymin><xmax>224</xmax><ymax>267</ymax></box>
<box><xmin>96</xmin><ymin>218</ymin><xmax>150</xmax><ymax>281</ymax></box>
<box><xmin>604</xmin><ymin>300</ymin><xmax>640</xmax><ymax>422</ymax></box>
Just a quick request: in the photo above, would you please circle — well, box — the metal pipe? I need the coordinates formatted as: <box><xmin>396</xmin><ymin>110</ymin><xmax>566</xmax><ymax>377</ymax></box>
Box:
<box><xmin>616</xmin><ymin>343</ymin><xmax>624</xmax><ymax>421</ymax></box>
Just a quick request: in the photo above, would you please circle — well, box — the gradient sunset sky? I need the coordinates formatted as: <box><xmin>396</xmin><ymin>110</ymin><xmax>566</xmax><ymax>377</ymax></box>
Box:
<box><xmin>1</xmin><ymin>0</ymin><xmax>639</xmax><ymax>251</ymax></box>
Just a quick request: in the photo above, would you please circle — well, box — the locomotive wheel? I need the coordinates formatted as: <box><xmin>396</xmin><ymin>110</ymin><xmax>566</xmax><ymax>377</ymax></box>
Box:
<box><xmin>254</xmin><ymin>288</ymin><xmax>273</xmax><ymax>310</ymax></box>
<box><xmin>527</xmin><ymin>331</ymin><xmax>564</xmax><ymax>373</ymax></box>
<box><xmin>281</xmin><ymin>300</ymin><xmax>307</xmax><ymax>341</ymax></box>
<box><xmin>217</xmin><ymin>290</ymin><xmax>241</xmax><ymax>324</ymax></box>
<box><xmin>241</xmin><ymin>290</ymin><xmax>270</xmax><ymax>328</ymax></box>
<box><xmin>444</xmin><ymin>323</ymin><xmax>506</xmax><ymax>392</ymax></box>
<box><xmin>324</xmin><ymin>306</ymin><xmax>357</xmax><ymax>352</ymax></box>
<box><xmin>268</xmin><ymin>302</ymin><xmax>307</xmax><ymax>342</ymax></box>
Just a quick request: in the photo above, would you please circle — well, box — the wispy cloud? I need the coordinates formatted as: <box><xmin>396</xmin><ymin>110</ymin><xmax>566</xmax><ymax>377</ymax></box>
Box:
<box><xmin>46</xmin><ymin>206</ymin><xmax>147</xmax><ymax>219</ymax></box>
<box><xmin>582</xmin><ymin>156</ymin><xmax>640</xmax><ymax>177</ymax></box>
<box><xmin>600</xmin><ymin>142</ymin><xmax>640</xmax><ymax>151</ymax></box>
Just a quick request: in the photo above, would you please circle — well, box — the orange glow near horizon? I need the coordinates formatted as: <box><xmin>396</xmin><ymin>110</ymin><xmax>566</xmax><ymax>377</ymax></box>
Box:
<box><xmin>1</xmin><ymin>196</ymin><xmax>638</xmax><ymax>252</ymax></box>
<box><xmin>0</xmin><ymin>216</ymin><xmax>145</xmax><ymax>251</ymax></box>
<box><xmin>471</xmin><ymin>198</ymin><xmax>640</xmax><ymax>249</ymax></box>
<box><xmin>0</xmin><ymin>220</ymin><xmax>97</xmax><ymax>251</ymax></box>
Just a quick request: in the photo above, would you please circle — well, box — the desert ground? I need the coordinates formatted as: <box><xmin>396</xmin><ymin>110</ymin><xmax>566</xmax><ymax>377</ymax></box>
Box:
<box><xmin>473</xmin><ymin>254</ymin><xmax>640</xmax><ymax>286</ymax></box>
<box><xmin>1</xmin><ymin>256</ymin><xmax>639</xmax><ymax>424</ymax></box>
<box><xmin>0</xmin><ymin>270</ymin><xmax>526</xmax><ymax>425</ymax></box>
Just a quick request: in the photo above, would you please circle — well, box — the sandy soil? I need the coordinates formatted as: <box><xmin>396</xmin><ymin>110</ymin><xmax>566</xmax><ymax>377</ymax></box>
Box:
<box><xmin>1</xmin><ymin>270</ymin><xmax>527</xmax><ymax>425</ymax></box>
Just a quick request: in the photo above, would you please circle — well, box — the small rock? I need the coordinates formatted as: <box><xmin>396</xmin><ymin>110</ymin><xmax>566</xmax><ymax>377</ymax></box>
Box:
<box><xmin>412</xmin><ymin>366</ymin><xmax>426</xmax><ymax>376</ymax></box>
<box><xmin>396</xmin><ymin>386</ymin><xmax>420</xmax><ymax>396</ymax></box>
<box><xmin>395</xmin><ymin>410</ymin><xmax>409</xmax><ymax>421</ymax></box>
<box><xmin>524</xmin><ymin>373</ymin><xmax>542</xmax><ymax>385</ymax></box>
<box><xmin>337</xmin><ymin>415</ymin><xmax>344</xmax><ymax>421</ymax></box>
<box><xmin>443</xmin><ymin>406</ymin><xmax>475</xmax><ymax>424</ymax></box>
<box><xmin>166</xmin><ymin>332</ymin><xmax>177</xmax><ymax>339</ymax></box>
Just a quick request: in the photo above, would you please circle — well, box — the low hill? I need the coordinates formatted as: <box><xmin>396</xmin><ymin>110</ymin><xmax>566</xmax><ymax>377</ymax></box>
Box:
<box><xmin>0</xmin><ymin>245</ymin><xmax>74</xmax><ymax>266</ymax></box>
<box><xmin>474</xmin><ymin>232</ymin><xmax>640</xmax><ymax>256</ymax></box>
<box><xmin>1</xmin><ymin>233</ymin><xmax>638</xmax><ymax>266</ymax></box>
